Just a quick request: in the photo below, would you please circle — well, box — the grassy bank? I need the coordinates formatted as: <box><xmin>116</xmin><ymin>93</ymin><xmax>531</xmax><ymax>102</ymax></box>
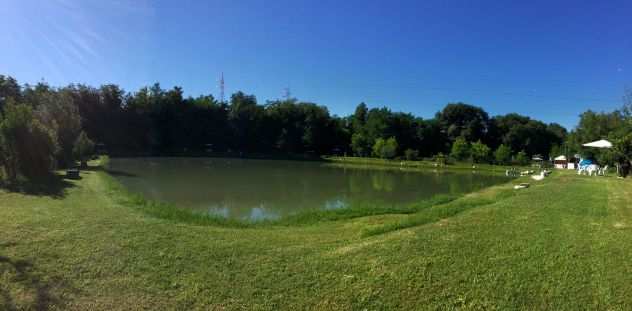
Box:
<box><xmin>2</xmin><ymin>161</ymin><xmax>632</xmax><ymax>310</ymax></box>
<box><xmin>324</xmin><ymin>155</ymin><xmax>525</xmax><ymax>172</ymax></box>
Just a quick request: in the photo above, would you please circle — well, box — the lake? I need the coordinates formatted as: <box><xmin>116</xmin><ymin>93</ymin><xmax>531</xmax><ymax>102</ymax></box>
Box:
<box><xmin>107</xmin><ymin>157</ymin><xmax>511</xmax><ymax>221</ymax></box>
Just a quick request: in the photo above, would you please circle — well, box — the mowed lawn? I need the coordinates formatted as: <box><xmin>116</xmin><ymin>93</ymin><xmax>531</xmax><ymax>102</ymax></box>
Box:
<box><xmin>2</xmin><ymin>166</ymin><xmax>632</xmax><ymax>310</ymax></box>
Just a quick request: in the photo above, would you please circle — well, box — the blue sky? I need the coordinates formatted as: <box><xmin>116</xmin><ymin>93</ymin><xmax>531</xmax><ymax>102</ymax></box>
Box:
<box><xmin>1</xmin><ymin>0</ymin><xmax>631</xmax><ymax>128</ymax></box>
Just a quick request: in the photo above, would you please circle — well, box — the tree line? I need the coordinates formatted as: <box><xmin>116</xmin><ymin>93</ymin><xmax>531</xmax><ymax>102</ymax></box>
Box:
<box><xmin>1</xmin><ymin>74</ymin><xmax>631</xmax><ymax>183</ymax></box>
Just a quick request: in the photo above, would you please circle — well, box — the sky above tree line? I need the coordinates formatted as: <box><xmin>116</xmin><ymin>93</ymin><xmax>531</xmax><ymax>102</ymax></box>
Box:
<box><xmin>1</xmin><ymin>0</ymin><xmax>630</xmax><ymax>129</ymax></box>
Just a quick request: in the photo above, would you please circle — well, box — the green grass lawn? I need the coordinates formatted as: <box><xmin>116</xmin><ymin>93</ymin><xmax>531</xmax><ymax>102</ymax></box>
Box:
<box><xmin>2</xmin><ymin>161</ymin><xmax>632</xmax><ymax>310</ymax></box>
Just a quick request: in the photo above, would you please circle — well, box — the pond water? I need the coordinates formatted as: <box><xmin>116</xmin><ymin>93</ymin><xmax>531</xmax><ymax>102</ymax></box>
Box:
<box><xmin>107</xmin><ymin>157</ymin><xmax>511</xmax><ymax>221</ymax></box>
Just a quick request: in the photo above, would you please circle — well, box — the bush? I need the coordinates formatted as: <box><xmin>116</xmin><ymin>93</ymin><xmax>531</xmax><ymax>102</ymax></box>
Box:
<box><xmin>73</xmin><ymin>131</ymin><xmax>95</xmax><ymax>167</ymax></box>
<box><xmin>434</xmin><ymin>153</ymin><xmax>446</xmax><ymax>166</ymax></box>
<box><xmin>515</xmin><ymin>150</ymin><xmax>529</xmax><ymax>165</ymax></box>
<box><xmin>494</xmin><ymin>144</ymin><xmax>512</xmax><ymax>165</ymax></box>
<box><xmin>470</xmin><ymin>140</ymin><xmax>490</xmax><ymax>163</ymax></box>
<box><xmin>351</xmin><ymin>132</ymin><xmax>370</xmax><ymax>157</ymax></box>
<box><xmin>404</xmin><ymin>148</ymin><xmax>419</xmax><ymax>161</ymax></box>
<box><xmin>372</xmin><ymin>137</ymin><xmax>398</xmax><ymax>159</ymax></box>
<box><xmin>612</xmin><ymin>133</ymin><xmax>632</xmax><ymax>177</ymax></box>
<box><xmin>450</xmin><ymin>137</ymin><xmax>470</xmax><ymax>161</ymax></box>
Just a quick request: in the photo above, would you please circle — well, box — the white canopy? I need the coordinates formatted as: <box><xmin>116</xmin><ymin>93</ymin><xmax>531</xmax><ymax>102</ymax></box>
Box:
<box><xmin>554</xmin><ymin>155</ymin><xmax>567</xmax><ymax>161</ymax></box>
<box><xmin>582</xmin><ymin>139</ymin><xmax>613</xmax><ymax>148</ymax></box>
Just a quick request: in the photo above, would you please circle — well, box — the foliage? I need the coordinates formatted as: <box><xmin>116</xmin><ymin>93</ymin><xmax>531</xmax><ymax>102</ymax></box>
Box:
<box><xmin>490</xmin><ymin>113</ymin><xmax>566</xmax><ymax>157</ymax></box>
<box><xmin>404</xmin><ymin>148</ymin><xmax>419</xmax><ymax>161</ymax></box>
<box><xmin>0</xmin><ymin>75</ymin><xmax>21</xmax><ymax>110</ymax></box>
<box><xmin>611</xmin><ymin>133</ymin><xmax>632</xmax><ymax>164</ymax></box>
<box><xmin>515</xmin><ymin>150</ymin><xmax>529</xmax><ymax>165</ymax></box>
<box><xmin>494</xmin><ymin>144</ymin><xmax>512</xmax><ymax>165</ymax></box>
<box><xmin>549</xmin><ymin>144</ymin><xmax>564</xmax><ymax>159</ymax></box>
<box><xmin>437</xmin><ymin>103</ymin><xmax>489</xmax><ymax>143</ymax></box>
<box><xmin>73</xmin><ymin>131</ymin><xmax>95</xmax><ymax>164</ymax></box>
<box><xmin>0</xmin><ymin>74</ymin><xmax>578</xmax><ymax>168</ymax></box>
<box><xmin>34</xmin><ymin>86</ymin><xmax>82</xmax><ymax>167</ymax></box>
<box><xmin>434</xmin><ymin>152</ymin><xmax>446</xmax><ymax>166</ymax></box>
<box><xmin>372</xmin><ymin>137</ymin><xmax>398</xmax><ymax>159</ymax></box>
<box><xmin>450</xmin><ymin>137</ymin><xmax>470</xmax><ymax>161</ymax></box>
<box><xmin>0</xmin><ymin>101</ymin><xmax>58</xmax><ymax>181</ymax></box>
<box><xmin>470</xmin><ymin>140</ymin><xmax>491</xmax><ymax>163</ymax></box>
<box><xmin>566</xmin><ymin>110</ymin><xmax>626</xmax><ymax>158</ymax></box>
<box><xmin>351</xmin><ymin>132</ymin><xmax>370</xmax><ymax>156</ymax></box>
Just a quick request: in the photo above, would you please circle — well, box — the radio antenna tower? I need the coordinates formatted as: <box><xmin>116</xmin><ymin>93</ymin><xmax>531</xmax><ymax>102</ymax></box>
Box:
<box><xmin>219</xmin><ymin>72</ymin><xmax>225</xmax><ymax>103</ymax></box>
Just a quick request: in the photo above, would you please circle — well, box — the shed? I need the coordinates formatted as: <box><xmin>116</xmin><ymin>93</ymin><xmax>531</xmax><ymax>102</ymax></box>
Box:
<box><xmin>554</xmin><ymin>155</ymin><xmax>567</xmax><ymax>169</ymax></box>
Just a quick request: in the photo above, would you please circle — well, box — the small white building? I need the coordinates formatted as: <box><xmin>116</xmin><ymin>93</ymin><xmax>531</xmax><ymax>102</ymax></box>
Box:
<box><xmin>554</xmin><ymin>155</ymin><xmax>567</xmax><ymax>169</ymax></box>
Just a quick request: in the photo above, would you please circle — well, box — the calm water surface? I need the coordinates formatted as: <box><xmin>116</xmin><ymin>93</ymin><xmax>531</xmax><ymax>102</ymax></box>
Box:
<box><xmin>108</xmin><ymin>158</ymin><xmax>510</xmax><ymax>220</ymax></box>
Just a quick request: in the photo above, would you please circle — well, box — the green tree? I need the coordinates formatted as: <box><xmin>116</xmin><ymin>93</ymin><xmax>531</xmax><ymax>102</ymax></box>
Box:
<box><xmin>373</xmin><ymin>137</ymin><xmax>398</xmax><ymax>159</ymax></box>
<box><xmin>351</xmin><ymin>132</ymin><xmax>370</xmax><ymax>156</ymax></box>
<box><xmin>610</xmin><ymin>133</ymin><xmax>632</xmax><ymax>174</ymax></box>
<box><xmin>450</xmin><ymin>137</ymin><xmax>470</xmax><ymax>161</ymax></box>
<box><xmin>0</xmin><ymin>101</ymin><xmax>58</xmax><ymax>182</ymax></box>
<box><xmin>404</xmin><ymin>148</ymin><xmax>419</xmax><ymax>161</ymax></box>
<box><xmin>372</xmin><ymin>138</ymin><xmax>385</xmax><ymax>158</ymax></box>
<box><xmin>384</xmin><ymin>137</ymin><xmax>398</xmax><ymax>159</ymax></box>
<box><xmin>494</xmin><ymin>144</ymin><xmax>512</xmax><ymax>165</ymax></box>
<box><xmin>549</xmin><ymin>144</ymin><xmax>564</xmax><ymax>159</ymax></box>
<box><xmin>491</xmin><ymin>113</ymin><xmax>565</xmax><ymax>157</ymax></box>
<box><xmin>470</xmin><ymin>140</ymin><xmax>491</xmax><ymax>163</ymax></box>
<box><xmin>437</xmin><ymin>103</ymin><xmax>489</xmax><ymax>143</ymax></box>
<box><xmin>73</xmin><ymin>131</ymin><xmax>95</xmax><ymax>168</ymax></box>
<box><xmin>0</xmin><ymin>75</ymin><xmax>21</xmax><ymax>111</ymax></box>
<box><xmin>33</xmin><ymin>88</ymin><xmax>82</xmax><ymax>167</ymax></box>
<box><xmin>515</xmin><ymin>150</ymin><xmax>529</xmax><ymax>165</ymax></box>
<box><xmin>229</xmin><ymin>91</ymin><xmax>263</xmax><ymax>152</ymax></box>
<box><xmin>352</xmin><ymin>102</ymin><xmax>368</xmax><ymax>133</ymax></box>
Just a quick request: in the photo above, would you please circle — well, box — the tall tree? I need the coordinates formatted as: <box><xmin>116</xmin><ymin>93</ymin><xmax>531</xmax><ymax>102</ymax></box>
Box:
<box><xmin>437</xmin><ymin>103</ymin><xmax>489</xmax><ymax>143</ymax></box>
<box><xmin>229</xmin><ymin>91</ymin><xmax>262</xmax><ymax>152</ymax></box>
<box><xmin>0</xmin><ymin>101</ymin><xmax>58</xmax><ymax>181</ymax></box>
<box><xmin>31</xmin><ymin>86</ymin><xmax>81</xmax><ymax>167</ymax></box>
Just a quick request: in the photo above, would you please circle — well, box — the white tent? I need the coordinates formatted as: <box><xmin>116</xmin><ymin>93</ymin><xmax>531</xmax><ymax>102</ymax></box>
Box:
<box><xmin>554</xmin><ymin>155</ymin><xmax>567</xmax><ymax>161</ymax></box>
<box><xmin>582</xmin><ymin>139</ymin><xmax>615</xmax><ymax>174</ymax></box>
<box><xmin>582</xmin><ymin>139</ymin><xmax>613</xmax><ymax>148</ymax></box>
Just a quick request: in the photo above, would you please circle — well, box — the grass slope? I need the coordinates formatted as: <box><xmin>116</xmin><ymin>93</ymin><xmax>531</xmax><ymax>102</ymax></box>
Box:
<box><xmin>1</xmin><ymin>162</ymin><xmax>632</xmax><ymax>310</ymax></box>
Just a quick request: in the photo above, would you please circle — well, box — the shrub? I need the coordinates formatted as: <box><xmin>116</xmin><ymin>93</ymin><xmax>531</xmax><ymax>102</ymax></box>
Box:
<box><xmin>494</xmin><ymin>144</ymin><xmax>512</xmax><ymax>165</ymax></box>
<box><xmin>434</xmin><ymin>153</ymin><xmax>446</xmax><ymax>166</ymax></box>
<box><xmin>470</xmin><ymin>140</ymin><xmax>491</xmax><ymax>163</ymax></box>
<box><xmin>372</xmin><ymin>137</ymin><xmax>398</xmax><ymax>159</ymax></box>
<box><xmin>404</xmin><ymin>148</ymin><xmax>419</xmax><ymax>161</ymax></box>
<box><xmin>515</xmin><ymin>150</ymin><xmax>529</xmax><ymax>165</ymax></box>
<box><xmin>450</xmin><ymin>137</ymin><xmax>470</xmax><ymax>161</ymax></box>
<box><xmin>73</xmin><ymin>131</ymin><xmax>95</xmax><ymax>167</ymax></box>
